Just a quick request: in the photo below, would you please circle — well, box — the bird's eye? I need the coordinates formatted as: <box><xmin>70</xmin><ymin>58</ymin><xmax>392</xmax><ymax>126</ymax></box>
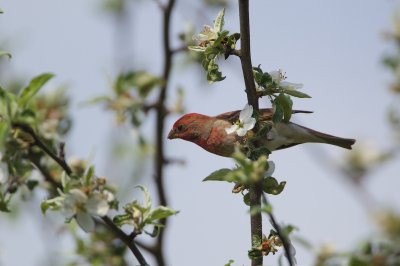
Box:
<box><xmin>176</xmin><ymin>124</ymin><xmax>185</xmax><ymax>132</ymax></box>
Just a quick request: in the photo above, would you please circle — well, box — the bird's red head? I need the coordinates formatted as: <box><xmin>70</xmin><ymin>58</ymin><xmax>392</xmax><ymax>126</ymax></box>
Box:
<box><xmin>168</xmin><ymin>113</ymin><xmax>210</xmax><ymax>142</ymax></box>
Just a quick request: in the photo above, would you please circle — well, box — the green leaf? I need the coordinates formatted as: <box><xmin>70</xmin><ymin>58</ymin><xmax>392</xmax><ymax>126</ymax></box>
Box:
<box><xmin>0</xmin><ymin>8</ymin><xmax>3</xmax><ymax>13</ymax></box>
<box><xmin>213</xmin><ymin>8</ymin><xmax>225</xmax><ymax>32</ymax></box>
<box><xmin>203</xmin><ymin>168</ymin><xmax>233</xmax><ymax>182</ymax></box>
<box><xmin>276</xmin><ymin>93</ymin><xmax>293</xmax><ymax>122</ymax></box>
<box><xmin>243</xmin><ymin>192</ymin><xmax>250</xmax><ymax>206</ymax></box>
<box><xmin>82</xmin><ymin>96</ymin><xmax>111</xmax><ymax>106</ymax></box>
<box><xmin>284</xmin><ymin>89</ymin><xmax>311</xmax><ymax>98</ymax></box>
<box><xmin>147</xmin><ymin>206</ymin><xmax>178</xmax><ymax>222</ymax></box>
<box><xmin>0</xmin><ymin>51</ymin><xmax>11</xmax><ymax>59</ymax></box>
<box><xmin>262</xmin><ymin>177</ymin><xmax>286</xmax><ymax>195</ymax></box>
<box><xmin>40</xmin><ymin>197</ymin><xmax>63</xmax><ymax>214</ymax></box>
<box><xmin>252</xmin><ymin>234</ymin><xmax>262</xmax><ymax>248</ymax></box>
<box><xmin>248</xmin><ymin>249</ymin><xmax>262</xmax><ymax>260</ymax></box>
<box><xmin>113</xmin><ymin>213</ymin><xmax>132</xmax><ymax>227</ymax></box>
<box><xmin>224</xmin><ymin>259</ymin><xmax>235</xmax><ymax>266</ymax></box>
<box><xmin>0</xmin><ymin>201</ymin><xmax>10</xmax><ymax>212</ymax></box>
<box><xmin>188</xmin><ymin>46</ymin><xmax>206</xmax><ymax>52</ymax></box>
<box><xmin>272</xmin><ymin>102</ymin><xmax>284</xmax><ymax>124</ymax></box>
<box><xmin>26</xmin><ymin>180</ymin><xmax>39</xmax><ymax>191</ymax></box>
<box><xmin>114</xmin><ymin>71</ymin><xmax>162</xmax><ymax>97</ymax></box>
<box><xmin>19</xmin><ymin>73</ymin><xmax>54</xmax><ymax>107</ymax></box>
<box><xmin>0</xmin><ymin>121</ymin><xmax>9</xmax><ymax>148</ymax></box>
<box><xmin>136</xmin><ymin>185</ymin><xmax>152</xmax><ymax>210</ymax></box>
<box><xmin>206</xmin><ymin>59</ymin><xmax>225</xmax><ymax>83</ymax></box>
<box><xmin>84</xmin><ymin>165</ymin><xmax>95</xmax><ymax>185</ymax></box>
<box><xmin>348</xmin><ymin>256</ymin><xmax>369</xmax><ymax>266</ymax></box>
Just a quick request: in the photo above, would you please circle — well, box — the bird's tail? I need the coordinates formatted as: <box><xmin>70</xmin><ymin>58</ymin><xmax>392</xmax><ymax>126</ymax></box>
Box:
<box><xmin>299</xmin><ymin>125</ymin><xmax>356</xmax><ymax>149</ymax></box>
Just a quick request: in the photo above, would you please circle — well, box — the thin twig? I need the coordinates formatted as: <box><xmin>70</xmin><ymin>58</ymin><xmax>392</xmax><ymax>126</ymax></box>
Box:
<box><xmin>262</xmin><ymin>194</ymin><xmax>294</xmax><ymax>266</ymax></box>
<box><xmin>12</xmin><ymin>123</ymin><xmax>72</xmax><ymax>176</ymax></box>
<box><xmin>237</xmin><ymin>1</ymin><xmax>262</xmax><ymax>266</ymax></box>
<box><xmin>28</xmin><ymin>152</ymin><xmax>61</xmax><ymax>190</ymax></box>
<box><xmin>102</xmin><ymin>216</ymin><xmax>149</xmax><ymax>266</ymax></box>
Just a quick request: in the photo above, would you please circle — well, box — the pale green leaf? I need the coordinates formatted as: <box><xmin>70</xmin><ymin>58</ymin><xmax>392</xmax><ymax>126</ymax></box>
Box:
<box><xmin>19</xmin><ymin>73</ymin><xmax>54</xmax><ymax>107</ymax></box>
<box><xmin>214</xmin><ymin>8</ymin><xmax>225</xmax><ymax>32</ymax></box>
<box><xmin>147</xmin><ymin>206</ymin><xmax>178</xmax><ymax>222</ymax></box>
<box><xmin>284</xmin><ymin>89</ymin><xmax>311</xmax><ymax>98</ymax></box>
<box><xmin>224</xmin><ymin>259</ymin><xmax>235</xmax><ymax>266</ymax></box>
<box><xmin>276</xmin><ymin>93</ymin><xmax>293</xmax><ymax>122</ymax></box>
<box><xmin>135</xmin><ymin>185</ymin><xmax>152</xmax><ymax>210</ymax></box>
<box><xmin>0</xmin><ymin>51</ymin><xmax>11</xmax><ymax>59</ymax></box>
<box><xmin>203</xmin><ymin>168</ymin><xmax>232</xmax><ymax>181</ymax></box>
<box><xmin>188</xmin><ymin>46</ymin><xmax>206</xmax><ymax>52</ymax></box>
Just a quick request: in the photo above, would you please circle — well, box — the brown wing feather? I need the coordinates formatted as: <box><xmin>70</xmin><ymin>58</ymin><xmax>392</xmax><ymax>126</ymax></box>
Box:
<box><xmin>215</xmin><ymin>108</ymin><xmax>313</xmax><ymax>123</ymax></box>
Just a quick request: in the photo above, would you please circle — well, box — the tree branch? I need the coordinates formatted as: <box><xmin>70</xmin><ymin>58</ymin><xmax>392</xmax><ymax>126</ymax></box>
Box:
<box><xmin>238</xmin><ymin>0</ymin><xmax>258</xmax><ymax>110</ymax></box>
<box><xmin>12</xmin><ymin>122</ymin><xmax>73</xmax><ymax>176</ymax></box>
<box><xmin>237</xmin><ymin>1</ymin><xmax>262</xmax><ymax>266</ymax></box>
<box><xmin>152</xmin><ymin>0</ymin><xmax>176</xmax><ymax>265</ymax></box>
<box><xmin>102</xmin><ymin>216</ymin><xmax>149</xmax><ymax>266</ymax></box>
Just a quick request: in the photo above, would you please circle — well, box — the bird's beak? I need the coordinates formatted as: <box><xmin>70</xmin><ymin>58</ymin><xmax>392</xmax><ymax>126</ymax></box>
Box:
<box><xmin>167</xmin><ymin>129</ymin><xmax>177</xmax><ymax>139</ymax></box>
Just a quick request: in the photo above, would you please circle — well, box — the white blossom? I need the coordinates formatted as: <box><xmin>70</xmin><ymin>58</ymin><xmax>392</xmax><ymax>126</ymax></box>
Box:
<box><xmin>193</xmin><ymin>25</ymin><xmax>218</xmax><ymax>43</ymax></box>
<box><xmin>225</xmin><ymin>104</ymin><xmax>256</xmax><ymax>137</ymax></box>
<box><xmin>62</xmin><ymin>188</ymin><xmax>112</xmax><ymax>232</ymax></box>
<box><xmin>269</xmin><ymin>69</ymin><xmax>286</xmax><ymax>83</ymax></box>
<box><xmin>268</xmin><ymin>69</ymin><xmax>303</xmax><ymax>90</ymax></box>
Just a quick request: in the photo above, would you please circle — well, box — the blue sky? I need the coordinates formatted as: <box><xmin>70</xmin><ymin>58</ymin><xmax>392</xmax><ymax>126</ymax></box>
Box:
<box><xmin>1</xmin><ymin>0</ymin><xmax>399</xmax><ymax>265</ymax></box>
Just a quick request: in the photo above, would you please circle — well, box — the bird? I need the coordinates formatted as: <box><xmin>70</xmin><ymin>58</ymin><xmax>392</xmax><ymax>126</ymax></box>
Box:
<box><xmin>167</xmin><ymin>108</ymin><xmax>355</xmax><ymax>157</ymax></box>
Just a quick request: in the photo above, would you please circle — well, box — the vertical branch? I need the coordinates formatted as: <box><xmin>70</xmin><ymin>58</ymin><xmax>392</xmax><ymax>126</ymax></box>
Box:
<box><xmin>237</xmin><ymin>1</ymin><xmax>262</xmax><ymax>266</ymax></box>
<box><xmin>153</xmin><ymin>0</ymin><xmax>176</xmax><ymax>265</ymax></box>
<box><xmin>238</xmin><ymin>0</ymin><xmax>258</xmax><ymax>110</ymax></box>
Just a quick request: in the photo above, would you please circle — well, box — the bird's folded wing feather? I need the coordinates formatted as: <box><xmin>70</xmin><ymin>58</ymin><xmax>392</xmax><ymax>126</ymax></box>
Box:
<box><xmin>215</xmin><ymin>108</ymin><xmax>313</xmax><ymax>123</ymax></box>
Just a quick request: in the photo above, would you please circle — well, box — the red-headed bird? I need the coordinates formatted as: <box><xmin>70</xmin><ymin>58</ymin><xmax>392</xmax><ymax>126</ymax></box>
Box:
<box><xmin>168</xmin><ymin>105</ymin><xmax>355</xmax><ymax>157</ymax></box>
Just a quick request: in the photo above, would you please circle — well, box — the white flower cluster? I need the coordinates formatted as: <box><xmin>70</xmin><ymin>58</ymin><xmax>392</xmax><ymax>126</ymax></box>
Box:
<box><xmin>189</xmin><ymin>9</ymin><xmax>225</xmax><ymax>51</ymax></box>
<box><xmin>42</xmin><ymin>170</ymin><xmax>115</xmax><ymax>232</ymax></box>
<box><xmin>225</xmin><ymin>104</ymin><xmax>256</xmax><ymax>137</ymax></box>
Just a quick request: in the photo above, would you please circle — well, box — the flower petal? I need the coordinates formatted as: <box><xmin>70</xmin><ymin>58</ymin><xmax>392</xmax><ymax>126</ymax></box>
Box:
<box><xmin>269</xmin><ymin>70</ymin><xmax>283</xmax><ymax>83</ymax></box>
<box><xmin>239</xmin><ymin>104</ymin><xmax>253</xmax><ymax>122</ymax></box>
<box><xmin>280</xmin><ymin>81</ymin><xmax>303</xmax><ymax>90</ymax></box>
<box><xmin>236</xmin><ymin>128</ymin><xmax>248</xmax><ymax>137</ymax></box>
<box><xmin>76</xmin><ymin>212</ymin><xmax>95</xmax><ymax>232</ymax></box>
<box><xmin>69</xmin><ymin>189</ymin><xmax>88</xmax><ymax>203</ymax></box>
<box><xmin>103</xmin><ymin>190</ymin><xmax>115</xmax><ymax>202</ymax></box>
<box><xmin>86</xmin><ymin>196</ymin><xmax>109</xmax><ymax>217</ymax></box>
<box><xmin>242</xmin><ymin>117</ymin><xmax>256</xmax><ymax>131</ymax></box>
<box><xmin>264</xmin><ymin>161</ymin><xmax>275</xmax><ymax>177</ymax></box>
<box><xmin>225</xmin><ymin>124</ymin><xmax>239</xmax><ymax>134</ymax></box>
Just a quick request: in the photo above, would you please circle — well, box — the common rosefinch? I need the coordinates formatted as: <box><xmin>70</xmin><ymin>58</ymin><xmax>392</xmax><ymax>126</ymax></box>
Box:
<box><xmin>167</xmin><ymin>107</ymin><xmax>355</xmax><ymax>157</ymax></box>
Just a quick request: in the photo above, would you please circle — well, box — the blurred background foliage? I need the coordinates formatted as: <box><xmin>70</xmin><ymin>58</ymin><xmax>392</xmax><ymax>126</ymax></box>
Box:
<box><xmin>1</xmin><ymin>0</ymin><xmax>400</xmax><ymax>266</ymax></box>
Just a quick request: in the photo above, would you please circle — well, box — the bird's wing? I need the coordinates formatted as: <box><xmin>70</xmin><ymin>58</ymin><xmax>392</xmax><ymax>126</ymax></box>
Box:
<box><xmin>215</xmin><ymin>108</ymin><xmax>313</xmax><ymax>123</ymax></box>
